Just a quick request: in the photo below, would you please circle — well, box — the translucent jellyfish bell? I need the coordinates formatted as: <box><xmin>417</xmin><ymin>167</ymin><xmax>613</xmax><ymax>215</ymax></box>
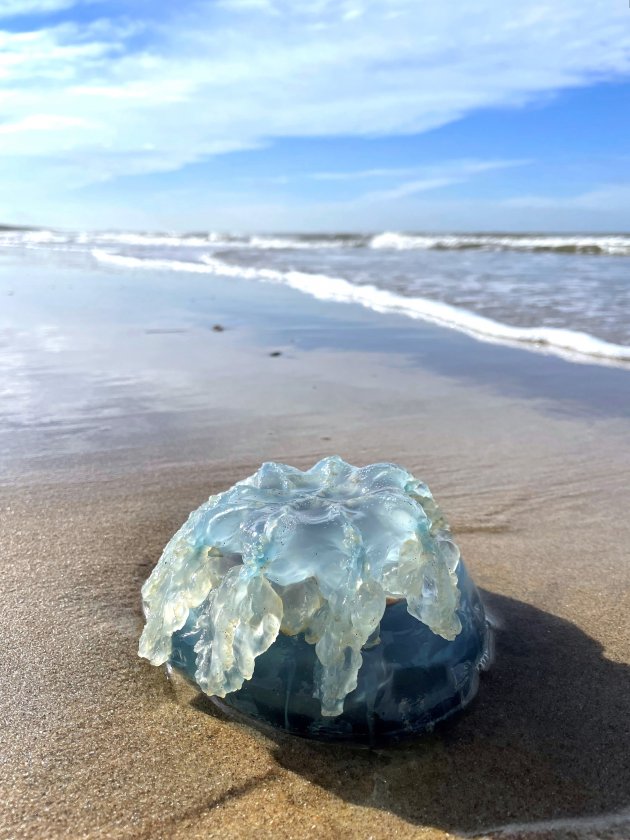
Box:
<box><xmin>139</xmin><ymin>457</ymin><xmax>493</xmax><ymax>744</ymax></box>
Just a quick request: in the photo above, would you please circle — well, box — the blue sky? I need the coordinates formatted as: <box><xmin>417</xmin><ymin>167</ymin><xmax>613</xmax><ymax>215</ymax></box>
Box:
<box><xmin>0</xmin><ymin>0</ymin><xmax>629</xmax><ymax>232</ymax></box>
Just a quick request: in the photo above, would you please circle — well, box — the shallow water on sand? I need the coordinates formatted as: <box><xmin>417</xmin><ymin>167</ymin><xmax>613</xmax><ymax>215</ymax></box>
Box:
<box><xmin>1</xmin><ymin>246</ymin><xmax>630</xmax><ymax>472</ymax></box>
<box><xmin>2</xmin><ymin>227</ymin><xmax>630</xmax><ymax>362</ymax></box>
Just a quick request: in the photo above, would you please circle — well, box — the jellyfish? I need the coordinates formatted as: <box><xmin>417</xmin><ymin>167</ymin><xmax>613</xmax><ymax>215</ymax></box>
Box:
<box><xmin>139</xmin><ymin>456</ymin><xmax>492</xmax><ymax>744</ymax></box>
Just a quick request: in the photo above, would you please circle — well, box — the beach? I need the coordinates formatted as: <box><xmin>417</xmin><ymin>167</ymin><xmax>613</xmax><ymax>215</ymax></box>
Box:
<box><xmin>1</xmin><ymin>244</ymin><xmax>629</xmax><ymax>839</ymax></box>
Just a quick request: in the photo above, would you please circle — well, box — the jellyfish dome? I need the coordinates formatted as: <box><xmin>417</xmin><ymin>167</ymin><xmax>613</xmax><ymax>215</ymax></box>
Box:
<box><xmin>139</xmin><ymin>456</ymin><xmax>492</xmax><ymax>744</ymax></box>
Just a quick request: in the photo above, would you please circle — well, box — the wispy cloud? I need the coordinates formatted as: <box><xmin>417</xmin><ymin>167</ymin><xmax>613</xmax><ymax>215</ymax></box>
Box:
<box><xmin>0</xmin><ymin>1</ymin><xmax>629</xmax><ymax>227</ymax></box>
<box><xmin>0</xmin><ymin>2</ymin><xmax>628</xmax><ymax>180</ymax></box>
<box><xmin>0</xmin><ymin>0</ymin><xmax>77</xmax><ymax>17</ymax></box>
<box><xmin>503</xmin><ymin>184</ymin><xmax>630</xmax><ymax>211</ymax></box>
<box><xmin>0</xmin><ymin>113</ymin><xmax>93</xmax><ymax>133</ymax></box>
<box><xmin>365</xmin><ymin>177</ymin><xmax>465</xmax><ymax>200</ymax></box>
<box><xmin>311</xmin><ymin>167</ymin><xmax>434</xmax><ymax>181</ymax></box>
<box><xmin>215</xmin><ymin>0</ymin><xmax>279</xmax><ymax>13</ymax></box>
<box><xmin>361</xmin><ymin>159</ymin><xmax>530</xmax><ymax>201</ymax></box>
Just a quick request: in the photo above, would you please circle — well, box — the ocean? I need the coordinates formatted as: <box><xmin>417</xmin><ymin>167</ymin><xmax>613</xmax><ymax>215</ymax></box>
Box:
<box><xmin>2</xmin><ymin>228</ymin><xmax>629</xmax><ymax>366</ymax></box>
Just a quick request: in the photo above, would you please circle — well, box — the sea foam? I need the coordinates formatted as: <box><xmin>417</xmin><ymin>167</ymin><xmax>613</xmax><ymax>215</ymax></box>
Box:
<box><xmin>92</xmin><ymin>248</ymin><xmax>630</xmax><ymax>367</ymax></box>
<box><xmin>3</xmin><ymin>228</ymin><xmax>630</xmax><ymax>255</ymax></box>
<box><xmin>369</xmin><ymin>231</ymin><xmax>630</xmax><ymax>256</ymax></box>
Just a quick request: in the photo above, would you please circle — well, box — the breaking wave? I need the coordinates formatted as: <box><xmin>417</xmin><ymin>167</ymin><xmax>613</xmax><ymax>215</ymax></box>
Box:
<box><xmin>369</xmin><ymin>231</ymin><xmax>630</xmax><ymax>255</ymax></box>
<box><xmin>2</xmin><ymin>228</ymin><xmax>630</xmax><ymax>255</ymax></box>
<box><xmin>91</xmin><ymin>249</ymin><xmax>630</xmax><ymax>367</ymax></box>
<box><xmin>0</xmin><ymin>229</ymin><xmax>71</xmax><ymax>246</ymax></box>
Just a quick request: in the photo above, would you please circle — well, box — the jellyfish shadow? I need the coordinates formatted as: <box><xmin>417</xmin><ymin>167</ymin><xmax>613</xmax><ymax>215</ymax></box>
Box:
<box><xmin>218</xmin><ymin>590</ymin><xmax>630</xmax><ymax>835</ymax></box>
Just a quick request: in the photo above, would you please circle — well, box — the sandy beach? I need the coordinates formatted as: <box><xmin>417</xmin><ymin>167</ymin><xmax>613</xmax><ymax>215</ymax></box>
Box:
<box><xmin>1</xmin><ymin>249</ymin><xmax>629</xmax><ymax>839</ymax></box>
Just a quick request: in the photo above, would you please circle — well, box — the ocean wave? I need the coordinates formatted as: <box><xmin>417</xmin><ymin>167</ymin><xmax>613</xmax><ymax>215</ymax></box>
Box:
<box><xmin>247</xmin><ymin>234</ymin><xmax>367</xmax><ymax>249</ymax></box>
<box><xmin>0</xmin><ymin>229</ymin><xmax>238</xmax><ymax>249</ymax></box>
<box><xmin>77</xmin><ymin>231</ymin><xmax>228</xmax><ymax>247</ymax></box>
<box><xmin>91</xmin><ymin>249</ymin><xmax>630</xmax><ymax>367</ymax></box>
<box><xmin>92</xmin><ymin>250</ymin><xmax>222</xmax><ymax>273</ymax></box>
<box><xmin>0</xmin><ymin>229</ymin><xmax>71</xmax><ymax>246</ymax></box>
<box><xmin>4</xmin><ymin>227</ymin><xmax>630</xmax><ymax>255</ymax></box>
<box><xmin>369</xmin><ymin>231</ymin><xmax>630</xmax><ymax>255</ymax></box>
<box><xmin>84</xmin><ymin>231</ymin><xmax>361</xmax><ymax>250</ymax></box>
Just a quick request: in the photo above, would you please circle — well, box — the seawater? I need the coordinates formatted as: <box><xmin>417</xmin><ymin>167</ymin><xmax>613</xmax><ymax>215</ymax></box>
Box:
<box><xmin>2</xmin><ymin>228</ymin><xmax>629</xmax><ymax>365</ymax></box>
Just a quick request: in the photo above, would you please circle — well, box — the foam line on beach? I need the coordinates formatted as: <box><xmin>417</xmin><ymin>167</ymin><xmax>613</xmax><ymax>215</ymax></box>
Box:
<box><xmin>91</xmin><ymin>249</ymin><xmax>630</xmax><ymax>367</ymax></box>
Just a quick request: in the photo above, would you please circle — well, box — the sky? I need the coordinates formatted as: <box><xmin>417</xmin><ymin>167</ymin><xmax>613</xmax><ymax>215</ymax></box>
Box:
<box><xmin>0</xmin><ymin>0</ymin><xmax>629</xmax><ymax>232</ymax></box>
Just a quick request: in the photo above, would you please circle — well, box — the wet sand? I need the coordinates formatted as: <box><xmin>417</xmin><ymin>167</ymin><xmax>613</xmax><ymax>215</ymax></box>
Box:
<box><xmin>1</xmin><ymin>251</ymin><xmax>629</xmax><ymax>839</ymax></box>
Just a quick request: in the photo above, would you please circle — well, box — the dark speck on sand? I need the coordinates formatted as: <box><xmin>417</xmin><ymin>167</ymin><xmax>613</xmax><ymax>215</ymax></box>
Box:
<box><xmin>1</xmin><ymin>250</ymin><xmax>629</xmax><ymax>840</ymax></box>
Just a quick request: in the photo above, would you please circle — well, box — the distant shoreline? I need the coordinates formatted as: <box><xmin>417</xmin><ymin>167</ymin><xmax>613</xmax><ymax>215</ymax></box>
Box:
<box><xmin>2</xmin><ymin>222</ymin><xmax>630</xmax><ymax>236</ymax></box>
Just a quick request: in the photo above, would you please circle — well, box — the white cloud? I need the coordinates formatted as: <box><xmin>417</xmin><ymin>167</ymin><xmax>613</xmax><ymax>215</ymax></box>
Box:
<box><xmin>0</xmin><ymin>24</ymin><xmax>123</xmax><ymax>84</ymax></box>
<box><xmin>0</xmin><ymin>0</ymin><xmax>77</xmax><ymax>17</ymax></box>
<box><xmin>0</xmin><ymin>113</ymin><xmax>93</xmax><ymax>133</ymax></box>
<box><xmin>312</xmin><ymin>166</ymin><xmax>442</xmax><ymax>181</ymax></box>
<box><xmin>215</xmin><ymin>0</ymin><xmax>279</xmax><ymax>13</ymax></box>
<box><xmin>364</xmin><ymin>177</ymin><xmax>465</xmax><ymax>200</ymax></box>
<box><xmin>358</xmin><ymin>159</ymin><xmax>529</xmax><ymax>200</ymax></box>
<box><xmin>282</xmin><ymin>159</ymin><xmax>529</xmax><ymax>185</ymax></box>
<box><xmin>0</xmin><ymin>0</ymin><xmax>629</xmax><ymax>225</ymax></box>
<box><xmin>502</xmin><ymin>184</ymin><xmax>630</xmax><ymax>211</ymax></box>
